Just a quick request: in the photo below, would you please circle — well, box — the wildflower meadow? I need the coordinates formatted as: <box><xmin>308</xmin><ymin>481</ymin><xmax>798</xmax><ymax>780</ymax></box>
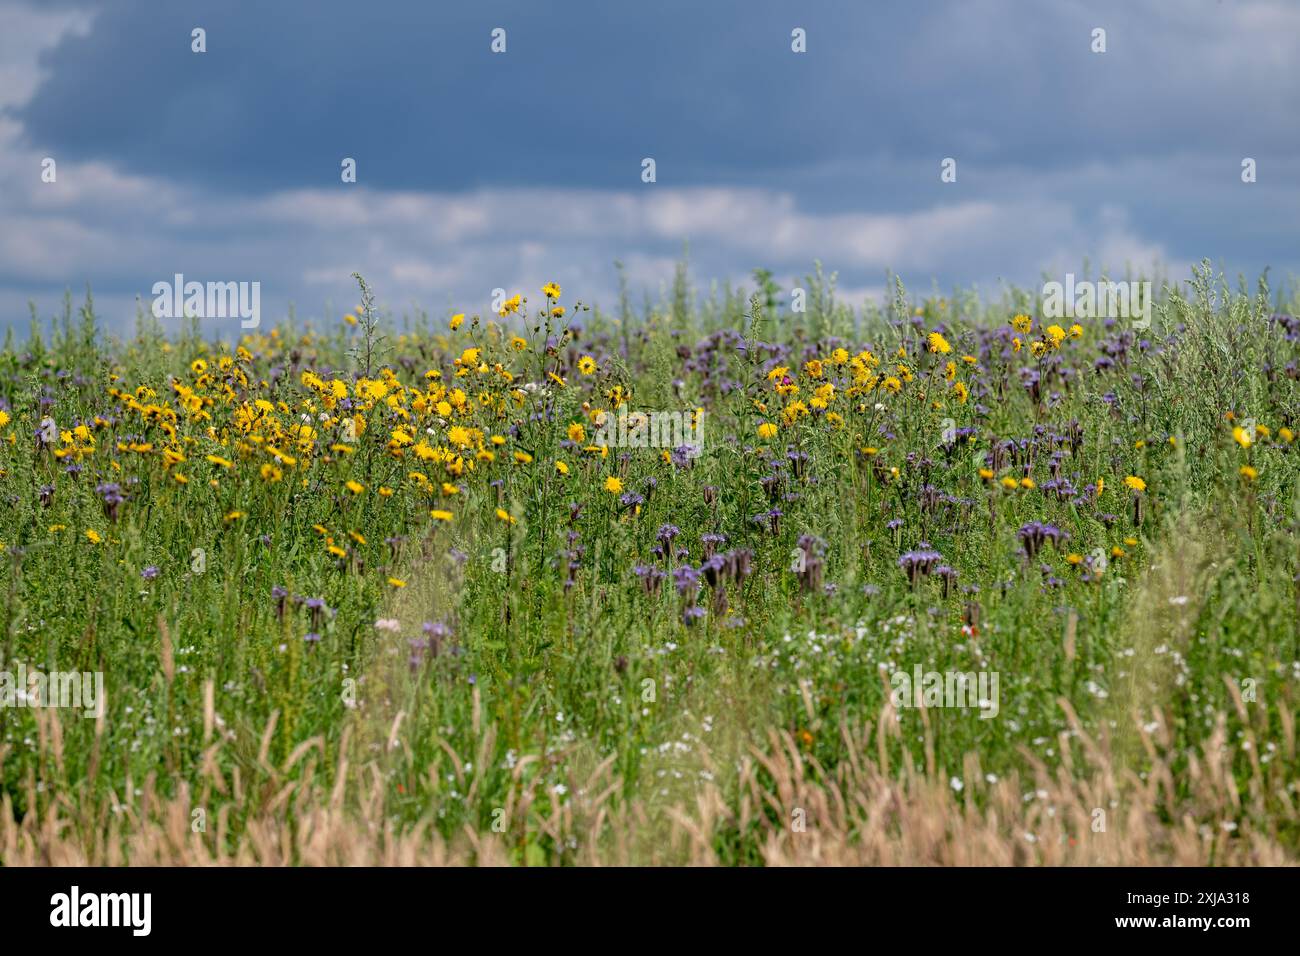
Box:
<box><xmin>1</xmin><ymin>261</ymin><xmax>1296</xmax><ymax>866</ymax></box>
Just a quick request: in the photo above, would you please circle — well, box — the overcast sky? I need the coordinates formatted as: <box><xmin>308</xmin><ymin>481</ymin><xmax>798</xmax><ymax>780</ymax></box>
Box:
<box><xmin>1</xmin><ymin>0</ymin><xmax>1297</xmax><ymax>334</ymax></box>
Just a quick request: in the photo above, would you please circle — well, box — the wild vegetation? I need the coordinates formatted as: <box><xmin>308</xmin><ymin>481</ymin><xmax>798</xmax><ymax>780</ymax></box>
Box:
<box><xmin>1</xmin><ymin>260</ymin><xmax>1297</xmax><ymax>864</ymax></box>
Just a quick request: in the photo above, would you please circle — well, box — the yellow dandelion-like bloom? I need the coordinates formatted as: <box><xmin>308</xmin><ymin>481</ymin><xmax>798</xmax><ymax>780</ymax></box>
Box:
<box><xmin>555</xmin><ymin>460</ymin><xmax>569</xmax><ymax>475</ymax></box>
<box><xmin>542</xmin><ymin>282</ymin><xmax>561</xmax><ymax>298</ymax></box>
<box><xmin>388</xmin><ymin>577</ymin><xmax>406</xmax><ymax>588</ymax></box>
<box><xmin>431</xmin><ymin>509</ymin><xmax>453</xmax><ymax>522</ymax></box>
<box><xmin>224</xmin><ymin>510</ymin><xmax>245</xmax><ymax>523</ymax></box>
<box><xmin>206</xmin><ymin>454</ymin><xmax>233</xmax><ymax>469</ymax></box>
<box><xmin>513</xmin><ymin>450</ymin><xmax>534</xmax><ymax>464</ymax></box>
<box><xmin>927</xmin><ymin>332</ymin><xmax>952</xmax><ymax>354</ymax></box>
<box><xmin>567</xmin><ymin>422</ymin><xmax>586</xmax><ymax>444</ymax></box>
<box><xmin>510</xmin><ymin>336</ymin><xmax>528</xmax><ymax>351</ymax></box>
<box><xmin>1232</xmin><ymin>426</ymin><xmax>1252</xmax><ymax>449</ymax></box>
<box><xmin>757</xmin><ymin>422</ymin><xmax>778</xmax><ymax>440</ymax></box>
<box><xmin>1124</xmin><ymin>475</ymin><xmax>1146</xmax><ymax>493</ymax></box>
<box><xmin>345</xmin><ymin>479</ymin><xmax>365</xmax><ymax>494</ymax></box>
<box><xmin>1240</xmin><ymin>465</ymin><xmax>1258</xmax><ymax>481</ymax></box>
<box><xmin>85</xmin><ymin>529</ymin><xmax>102</xmax><ymax>544</ymax></box>
<box><xmin>449</xmin><ymin>313</ymin><xmax>465</xmax><ymax>330</ymax></box>
<box><xmin>1012</xmin><ymin>313</ymin><xmax>1032</xmax><ymax>334</ymax></box>
<box><xmin>495</xmin><ymin>508</ymin><xmax>517</xmax><ymax>525</ymax></box>
<box><xmin>603</xmin><ymin>476</ymin><xmax>623</xmax><ymax>494</ymax></box>
<box><xmin>577</xmin><ymin>355</ymin><xmax>597</xmax><ymax>375</ymax></box>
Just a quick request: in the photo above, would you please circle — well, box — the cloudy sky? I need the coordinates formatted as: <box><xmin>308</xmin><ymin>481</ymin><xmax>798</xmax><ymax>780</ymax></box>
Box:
<box><xmin>1</xmin><ymin>0</ymin><xmax>1297</xmax><ymax>334</ymax></box>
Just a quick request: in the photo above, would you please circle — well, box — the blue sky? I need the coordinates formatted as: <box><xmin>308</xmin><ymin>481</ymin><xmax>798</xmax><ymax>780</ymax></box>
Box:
<box><xmin>1</xmin><ymin>0</ymin><xmax>1297</xmax><ymax>334</ymax></box>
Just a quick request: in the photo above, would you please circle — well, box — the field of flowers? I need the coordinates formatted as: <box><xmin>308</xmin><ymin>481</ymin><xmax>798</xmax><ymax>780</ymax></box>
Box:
<box><xmin>0</xmin><ymin>261</ymin><xmax>1297</xmax><ymax>865</ymax></box>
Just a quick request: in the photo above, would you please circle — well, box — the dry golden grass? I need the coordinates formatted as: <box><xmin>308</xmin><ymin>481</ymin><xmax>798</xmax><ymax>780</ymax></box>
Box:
<box><xmin>3</xmin><ymin>693</ymin><xmax>1294</xmax><ymax>865</ymax></box>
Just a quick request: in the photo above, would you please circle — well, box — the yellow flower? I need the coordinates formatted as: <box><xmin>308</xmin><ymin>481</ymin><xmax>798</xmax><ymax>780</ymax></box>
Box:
<box><xmin>577</xmin><ymin>355</ymin><xmax>597</xmax><ymax>375</ymax></box>
<box><xmin>224</xmin><ymin>510</ymin><xmax>245</xmax><ymax>523</ymax></box>
<box><xmin>345</xmin><ymin>479</ymin><xmax>365</xmax><ymax>494</ymax></box>
<box><xmin>1124</xmin><ymin>475</ymin><xmax>1146</xmax><ymax>493</ymax></box>
<box><xmin>927</xmin><ymin>332</ymin><xmax>952</xmax><ymax>354</ymax></box>
<box><xmin>999</xmin><ymin>476</ymin><xmax>1018</xmax><ymax>490</ymax></box>
<box><xmin>567</xmin><ymin>423</ymin><xmax>586</xmax><ymax>443</ymax></box>
<box><xmin>85</xmin><ymin>529</ymin><xmax>102</xmax><ymax>545</ymax></box>
<box><xmin>551</xmin><ymin>306</ymin><xmax>565</xmax><ymax>318</ymax></box>
<box><xmin>1069</xmin><ymin>324</ymin><xmax>1083</xmax><ymax>338</ymax></box>
<box><xmin>510</xmin><ymin>336</ymin><xmax>528</xmax><ymax>351</ymax></box>
<box><xmin>1232</xmin><ymin>426</ymin><xmax>1252</xmax><ymax>449</ymax></box>
<box><xmin>513</xmin><ymin>450</ymin><xmax>534</xmax><ymax>464</ymax></box>
<box><xmin>495</xmin><ymin>508</ymin><xmax>517</xmax><ymax>525</ymax></box>
<box><xmin>555</xmin><ymin>460</ymin><xmax>570</xmax><ymax>475</ymax></box>
<box><xmin>498</xmin><ymin>293</ymin><xmax>522</xmax><ymax>316</ymax></box>
<box><xmin>1240</xmin><ymin>465</ymin><xmax>1258</xmax><ymax>481</ymax></box>
<box><xmin>542</xmin><ymin>282</ymin><xmax>562</xmax><ymax>298</ymax></box>
<box><xmin>952</xmin><ymin>381</ymin><xmax>969</xmax><ymax>404</ymax></box>
<box><xmin>1045</xmin><ymin>325</ymin><xmax>1066</xmax><ymax>348</ymax></box>
<box><xmin>1019</xmin><ymin>477</ymin><xmax>1035</xmax><ymax>489</ymax></box>
<box><xmin>1012</xmin><ymin>313</ymin><xmax>1032</xmax><ymax>334</ymax></box>
<box><xmin>604</xmin><ymin>476</ymin><xmax>623</xmax><ymax>494</ymax></box>
<box><xmin>388</xmin><ymin>577</ymin><xmax>406</xmax><ymax>588</ymax></box>
<box><xmin>431</xmin><ymin>509</ymin><xmax>453</xmax><ymax>522</ymax></box>
<box><xmin>449</xmin><ymin>313</ymin><xmax>465</xmax><ymax>330</ymax></box>
<box><xmin>757</xmin><ymin>422</ymin><xmax>778</xmax><ymax>440</ymax></box>
<box><xmin>343</xmin><ymin>313</ymin><xmax>358</xmax><ymax>326</ymax></box>
<box><xmin>206</xmin><ymin>454</ymin><xmax>233</xmax><ymax>469</ymax></box>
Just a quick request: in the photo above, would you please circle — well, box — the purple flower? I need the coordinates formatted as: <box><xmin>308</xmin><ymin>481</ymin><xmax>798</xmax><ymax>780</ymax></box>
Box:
<box><xmin>898</xmin><ymin>542</ymin><xmax>944</xmax><ymax>585</ymax></box>
<box><xmin>141</xmin><ymin>565</ymin><xmax>160</xmax><ymax>581</ymax></box>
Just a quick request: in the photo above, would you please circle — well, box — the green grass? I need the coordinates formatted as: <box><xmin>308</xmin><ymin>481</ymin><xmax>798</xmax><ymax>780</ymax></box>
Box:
<box><xmin>0</xmin><ymin>260</ymin><xmax>1297</xmax><ymax>864</ymax></box>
